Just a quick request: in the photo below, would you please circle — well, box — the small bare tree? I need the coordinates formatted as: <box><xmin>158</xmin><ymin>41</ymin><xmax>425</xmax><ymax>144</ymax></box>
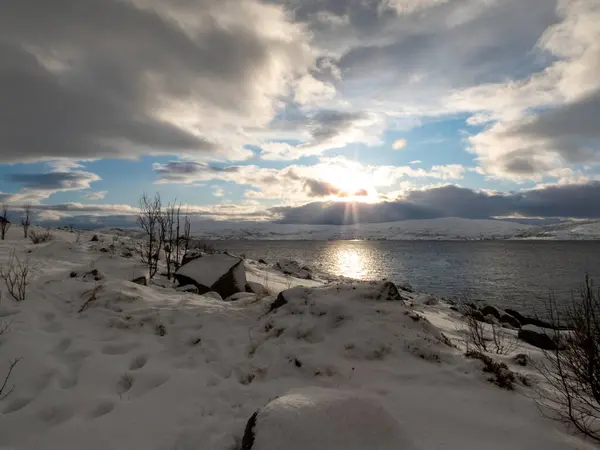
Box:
<box><xmin>137</xmin><ymin>193</ymin><xmax>163</xmax><ymax>279</ymax></box>
<box><xmin>0</xmin><ymin>249</ymin><xmax>29</xmax><ymax>302</ymax></box>
<box><xmin>534</xmin><ymin>277</ymin><xmax>600</xmax><ymax>441</ymax></box>
<box><xmin>174</xmin><ymin>204</ymin><xmax>183</xmax><ymax>270</ymax></box>
<box><xmin>0</xmin><ymin>205</ymin><xmax>10</xmax><ymax>240</ymax></box>
<box><xmin>21</xmin><ymin>204</ymin><xmax>31</xmax><ymax>239</ymax></box>
<box><xmin>459</xmin><ymin>301</ymin><xmax>517</xmax><ymax>355</ymax></box>
<box><xmin>159</xmin><ymin>202</ymin><xmax>176</xmax><ymax>279</ymax></box>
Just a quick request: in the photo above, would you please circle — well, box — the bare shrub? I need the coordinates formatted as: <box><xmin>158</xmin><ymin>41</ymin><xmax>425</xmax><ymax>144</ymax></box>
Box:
<box><xmin>0</xmin><ymin>358</ymin><xmax>21</xmax><ymax>400</ymax></box>
<box><xmin>0</xmin><ymin>250</ymin><xmax>29</xmax><ymax>302</ymax></box>
<box><xmin>466</xmin><ymin>350</ymin><xmax>515</xmax><ymax>390</ymax></box>
<box><xmin>458</xmin><ymin>300</ymin><xmax>518</xmax><ymax>355</ymax></box>
<box><xmin>137</xmin><ymin>193</ymin><xmax>163</xmax><ymax>279</ymax></box>
<box><xmin>533</xmin><ymin>276</ymin><xmax>600</xmax><ymax>442</ymax></box>
<box><xmin>0</xmin><ymin>205</ymin><xmax>10</xmax><ymax>240</ymax></box>
<box><xmin>21</xmin><ymin>204</ymin><xmax>31</xmax><ymax>239</ymax></box>
<box><xmin>29</xmin><ymin>230</ymin><xmax>53</xmax><ymax>244</ymax></box>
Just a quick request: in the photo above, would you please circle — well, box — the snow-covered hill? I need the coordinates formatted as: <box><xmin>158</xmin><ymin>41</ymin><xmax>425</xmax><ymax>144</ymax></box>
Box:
<box><xmin>188</xmin><ymin>217</ymin><xmax>533</xmax><ymax>240</ymax></box>
<box><xmin>513</xmin><ymin>220</ymin><xmax>600</xmax><ymax>240</ymax></box>
<box><xmin>0</xmin><ymin>226</ymin><xmax>594</xmax><ymax>449</ymax></box>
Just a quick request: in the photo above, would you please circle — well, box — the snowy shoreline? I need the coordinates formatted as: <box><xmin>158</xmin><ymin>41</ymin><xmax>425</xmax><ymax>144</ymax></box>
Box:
<box><xmin>0</xmin><ymin>226</ymin><xmax>596</xmax><ymax>449</ymax></box>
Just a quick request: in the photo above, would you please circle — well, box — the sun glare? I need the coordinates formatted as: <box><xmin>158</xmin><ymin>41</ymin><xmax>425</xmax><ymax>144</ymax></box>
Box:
<box><xmin>320</xmin><ymin>164</ymin><xmax>377</xmax><ymax>202</ymax></box>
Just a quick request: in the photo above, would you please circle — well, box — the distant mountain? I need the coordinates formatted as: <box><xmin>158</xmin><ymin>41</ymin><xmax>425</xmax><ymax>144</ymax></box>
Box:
<box><xmin>512</xmin><ymin>220</ymin><xmax>600</xmax><ymax>240</ymax></box>
<box><xmin>189</xmin><ymin>217</ymin><xmax>534</xmax><ymax>240</ymax></box>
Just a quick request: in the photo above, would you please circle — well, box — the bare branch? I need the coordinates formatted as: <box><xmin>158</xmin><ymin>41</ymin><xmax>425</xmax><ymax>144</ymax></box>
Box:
<box><xmin>0</xmin><ymin>358</ymin><xmax>22</xmax><ymax>401</ymax></box>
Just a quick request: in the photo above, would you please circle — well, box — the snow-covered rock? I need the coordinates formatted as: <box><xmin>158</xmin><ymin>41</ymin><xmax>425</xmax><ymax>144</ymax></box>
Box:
<box><xmin>481</xmin><ymin>305</ymin><xmax>501</xmax><ymax>320</ymax></box>
<box><xmin>246</xmin><ymin>281</ymin><xmax>269</xmax><ymax>296</ymax></box>
<box><xmin>415</xmin><ymin>294</ymin><xmax>438</xmax><ymax>306</ymax></box>
<box><xmin>181</xmin><ymin>248</ymin><xmax>203</xmax><ymax>266</ymax></box>
<box><xmin>518</xmin><ymin>325</ymin><xmax>561</xmax><ymax>350</ymax></box>
<box><xmin>174</xmin><ymin>253</ymin><xmax>246</xmax><ymax>298</ymax></box>
<box><xmin>270</xmin><ymin>281</ymin><xmax>403</xmax><ymax>313</ymax></box>
<box><xmin>273</xmin><ymin>259</ymin><xmax>312</xmax><ymax>279</ymax></box>
<box><xmin>224</xmin><ymin>292</ymin><xmax>257</xmax><ymax>302</ymax></box>
<box><xmin>499</xmin><ymin>313</ymin><xmax>521</xmax><ymax>329</ymax></box>
<box><xmin>242</xmin><ymin>387</ymin><xmax>416</xmax><ymax>450</ymax></box>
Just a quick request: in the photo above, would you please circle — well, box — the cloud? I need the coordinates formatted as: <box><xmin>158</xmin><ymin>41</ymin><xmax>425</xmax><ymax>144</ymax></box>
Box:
<box><xmin>410</xmin><ymin>160</ymin><xmax>422</xmax><ymax>164</ymax></box>
<box><xmin>0</xmin><ymin>0</ymin><xmax>316</xmax><ymax>163</ymax></box>
<box><xmin>392</xmin><ymin>139</ymin><xmax>407</xmax><ymax>150</ymax></box>
<box><xmin>448</xmin><ymin>0</ymin><xmax>600</xmax><ymax>180</ymax></box>
<box><xmin>274</xmin><ymin>182</ymin><xmax>600</xmax><ymax>224</ymax></box>
<box><xmin>9</xmin><ymin>171</ymin><xmax>100</xmax><ymax>191</ymax></box>
<box><xmin>83</xmin><ymin>191</ymin><xmax>107</xmax><ymax>200</ymax></box>
<box><xmin>153</xmin><ymin>157</ymin><xmax>466</xmax><ymax>203</ymax></box>
<box><xmin>260</xmin><ymin>110</ymin><xmax>385</xmax><ymax>160</ymax></box>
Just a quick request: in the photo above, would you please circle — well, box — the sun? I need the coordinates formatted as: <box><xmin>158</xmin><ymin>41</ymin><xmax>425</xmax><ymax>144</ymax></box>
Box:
<box><xmin>320</xmin><ymin>165</ymin><xmax>377</xmax><ymax>202</ymax></box>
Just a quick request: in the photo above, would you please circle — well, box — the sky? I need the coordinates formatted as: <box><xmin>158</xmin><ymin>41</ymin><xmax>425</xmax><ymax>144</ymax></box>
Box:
<box><xmin>1</xmin><ymin>0</ymin><xmax>599</xmax><ymax>227</ymax></box>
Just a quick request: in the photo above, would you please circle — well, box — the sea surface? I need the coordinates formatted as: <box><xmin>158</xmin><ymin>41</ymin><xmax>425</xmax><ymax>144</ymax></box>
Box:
<box><xmin>206</xmin><ymin>240</ymin><xmax>600</xmax><ymax>313</ymax></box>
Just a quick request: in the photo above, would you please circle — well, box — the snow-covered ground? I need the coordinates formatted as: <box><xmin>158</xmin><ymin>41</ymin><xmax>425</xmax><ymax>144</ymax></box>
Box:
<box><xmin>0</xmin><ymin>226</ymin><xmax>596</xmax><ymax>449</ymax></box>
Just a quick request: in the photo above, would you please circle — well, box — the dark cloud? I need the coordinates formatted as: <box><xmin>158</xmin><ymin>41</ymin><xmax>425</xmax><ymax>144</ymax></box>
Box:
<box><xmin>513</xmin><ymin>90</ymin><xmax>600</xmax><ymax>165</ymax></box>
<box><xmin>0</xmin><ymin>0</ymin><xmax>311</xmax><ymax>163</ymax></box>
<box><xmin>308</xmin><ymin>110</ymin><xmax>367</xmax><ymax>142</ymax></box>
<box><xmin>304</xmin><ymin>178</ymin><xmax>342</xmax><ymax>197</ymax></box>
<box><xmin>8</xmin><ymin>171</ymin><xmax>99</xmax><ymax>191</ymax></box>
<box><xmin>274</xmin><ymin>183</ymin><xmax>600</xmax><ymax>224</ymax></box>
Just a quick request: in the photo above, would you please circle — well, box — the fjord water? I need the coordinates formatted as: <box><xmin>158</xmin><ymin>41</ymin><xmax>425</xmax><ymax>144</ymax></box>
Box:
<box><xmin>211</xmin><ymin>240</ymin><xmax>600</xmax><ymax>313</ymax></box>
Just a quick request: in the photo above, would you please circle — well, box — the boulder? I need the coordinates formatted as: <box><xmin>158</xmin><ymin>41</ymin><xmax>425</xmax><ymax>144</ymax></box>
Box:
<box><xmin>499</xmin><ymin>313</ymin><xmax>521</xmax><ymax>329</ymax></box>
<box><xmin>181</xmin><ymin>249</ymin><xmax>203</xmax><ymax>266</ymax></box>
<box><xmin>518</xmin><ymin>325</ymin><xmax>562</xmax><ymax>350</ymax></box>
<box><xmin>484</xmin><ymin>314</ymin><xmax>500</xmax><ymax>325</ymax></box>
<box><xmin>481</xmin><ymin>305</ymin><xmax>501</xmax><ymax>319</ymax></box>
<box><xmin>90</xmin><ymin>235</ymin><xmax>99</xmax><ymax>242</ymax></box>
<box><xmin>176</xmin><ymin>285</ymin><xmax>200</xmax><ymax>294</ymax></box>
<box><xmin>174</xmin><ymin>254</ymin><xmax>246</xmax><ymax>299</ymax></box>
<box><xmin>246</xmin><ymin>281</ymin><xmax>269</xmax><ymax>296</ymax></box>
<box><xmin>415</xmin><ymin>294</ymin><xmax>438</xmax><ymax>306</ymax></box>
<box><xmin>131</xmin><ymin>276</ymin><xmax>147</xmax><ymax>286</ymax></box>
<box><xmin>273</xmin><ymin>259</ymin><xmax>312</xmax><ymax>280</ymax></box>
<box><xmin>466</xmin><ymin>309</ymin><xmax>485</xmax><ymax>323</ymax></box>
<box><xmin>203</xmin><ymin>291</ymin><xmax>223</xmax><ymax>301</ymax></box>
<box><xmin>269</xmin><ymin>281</ymin><xmax>403</xmax><ymax>314</ymax></box>
<box><xmin>241</xmin><ymin>387</ymin><xmax>414</xmax><ymax>450</ymax></box>
<box><xmin>505</xmin><ymin>309</ymin><xmax>556</xmax><ymax>329</ymax></box>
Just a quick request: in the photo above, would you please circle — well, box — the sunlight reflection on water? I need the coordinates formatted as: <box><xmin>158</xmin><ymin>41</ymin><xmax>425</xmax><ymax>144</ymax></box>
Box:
<box><xmin>330</xmin><ymin>243</ymin><xmax>372</xmax><ymax>280</ymax></box>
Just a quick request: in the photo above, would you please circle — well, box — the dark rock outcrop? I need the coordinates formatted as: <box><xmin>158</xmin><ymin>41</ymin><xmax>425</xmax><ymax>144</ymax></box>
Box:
<box><xmin>518</xmin><ymin>325</ymin><xmax>562</xmax><ymax>350</ymax></box>
<box><xmin>499</xmin><ymin>313</ymin><xmax>521</xmax><ymax>329</ymax></box>
<box><xmin>481</xmin><ymin>305</ymin><xmax>501</xmax><ymax>320</ymax></box>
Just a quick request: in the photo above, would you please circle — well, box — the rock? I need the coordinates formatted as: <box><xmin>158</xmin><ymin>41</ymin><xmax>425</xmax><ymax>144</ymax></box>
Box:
<box><xmin>121</xmin><ymin>250</ymin><xmax>133</xmax><ymax>258</ymax></box>
<box><xmin>246</xmin><ymin>281</ymin><xmax>269</xmax><ymax>296</ymax></box>
<box><xmin>466</xmin><ymin>309</ymin><xmax>485</xmax><ymax>322</ymax></box>
<box><xmin>416</xmin><ymin>294</ymin><xmax>438</xmax><ymax>306</ymax></box>
<box><xmin>224</xmin><ymin>292</ymin><xmax>257</xmax><ymax>302</ymax></box>
<box><xmin>90</xmin><ymin>235</ymin><xmax>99</xmax><ymax>242</ymax></box>
<box><xmin>499</xmin><ymin>313</ymin><xmax>521</xmax><ymax>329</ymax></box>
<box><xmin>505</xmin><ymin>308</ymin><xmax>557</xmax><ymax>329</ymax></box>
<box><xmin>481</xmin><ymin>305</ymin><xmax>501</xmax><ymax>319</ymax></box>
<box><xmin>176</xmin><ymin>285</ymin><xmax>200</xmax><ymax>294</ymax></box>
<box><xmin>269</xmin><ymin>291</ymin><xmax>288</xmax><ymax>313</ymax></box>
<box><xmin>99</xmin><ymin>247</ymin><xmax>109</xmax><ymax>253</ymax></box>
<box><xmin>258</xmin><ymin>258</ymin><xmax>268</xmax><ymax>265</ymax></box>
<box><xmin>131</xmin><ymin>276</ymin><xmax>147</xmax><ymax>286</ymax></box>
<box><xmin>273</xmin><ymin>259</ymin><xmax>312</xmax><ymax>280</ymax></box>
<box><xmin>269</xmin><ymin>281</ymin><xmax>403</xmax><ymax>314</ymax></box>
<box><xmin>484</xmin><ymin>314</ymin><xmax>500</xmax><ymax>325</ymax></box>
<box><xmin>174</xmin><ymin>254</ymin><xmax>246</xmax><ymax>299</ymax></box>
<box><xmin>240</xmin><ymin>387</ymin><xmax>414</xmax><ymax>450</ymax></box>
<box><xmin>398</xmin><ymin>282</ymin><xmax>414</xmax><ymax>293</ymax></box>
<box><xmin>181</xmin><ymin>249</ymin><xmax>203</xmax><ymax>266</ymax></box>
<box><xmin>518</xmin><ymin>325</ymin><xmax>562</xmax><ymax>350</ymax></box>
<box><xmin>203</xmin><ymin>291</ymin><xmax>223</xmax><ymax>301</ymax></box>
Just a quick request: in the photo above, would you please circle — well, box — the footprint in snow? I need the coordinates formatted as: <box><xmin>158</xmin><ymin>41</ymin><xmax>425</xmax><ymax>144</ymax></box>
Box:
<box><xmin>38</xmin><ymin>404</ymin><xmax>75</xmax><ymax>426</ymax></box>
<box><xmin>3</xmin><ymin>397</ymin><xmax>33</xmax><ymax>414</ymax></box>
<box><xmin>129</xmin><ymin>355</ymin><xmax>148</xmax><ymax>371</ymax></box>
<box><xmin>88</xmin><ymin>400</ymin><xmax>115</xmax><ymax>419</ymax></box>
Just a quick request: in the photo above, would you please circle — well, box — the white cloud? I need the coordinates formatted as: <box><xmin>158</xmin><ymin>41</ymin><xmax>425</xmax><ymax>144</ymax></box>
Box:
<box><xmin>84</xmin><ymin>191</ymin><xmax>107</xmax><ymax>200</ymax></box>
<box><xmin>392</xmin><ymin>139</ymin><xmax>407</xmax><ymax>150</ymax></box>
<box><xmin>447</xmin><ymin>0</ymin><xmax>600</xmax><ymax>181</ymax></box>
